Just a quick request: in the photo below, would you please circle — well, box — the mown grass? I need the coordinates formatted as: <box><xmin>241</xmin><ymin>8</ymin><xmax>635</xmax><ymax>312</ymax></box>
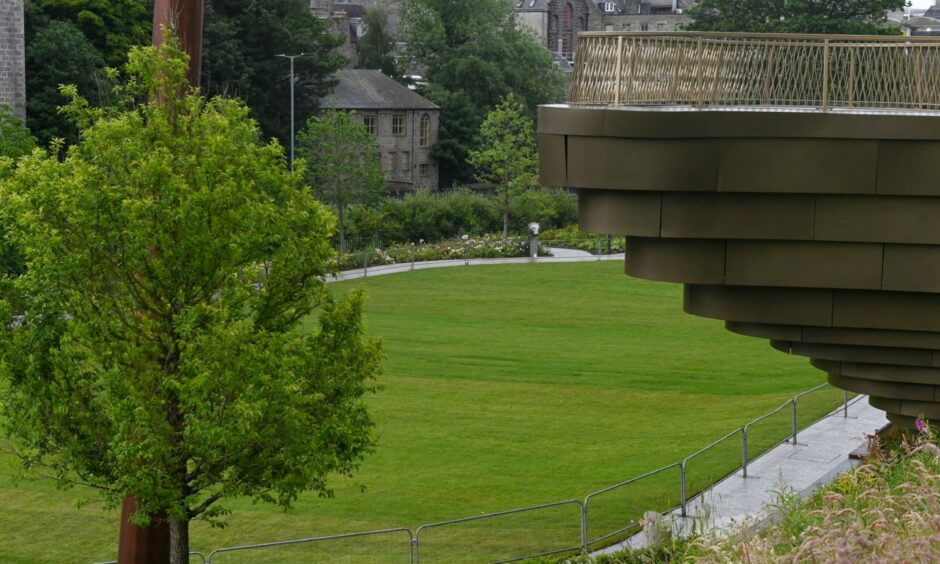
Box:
<box><xmin>0</xmin><ymin>262</ymin><xmax>837</xmax><ymax>562</ymax></box>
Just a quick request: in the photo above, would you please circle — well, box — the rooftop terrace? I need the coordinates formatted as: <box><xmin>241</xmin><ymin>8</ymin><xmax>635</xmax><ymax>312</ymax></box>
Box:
<box><xmin>568</xmin><ymin>32</ymin><xmax>940</xmax><ymax>111</ymax></box>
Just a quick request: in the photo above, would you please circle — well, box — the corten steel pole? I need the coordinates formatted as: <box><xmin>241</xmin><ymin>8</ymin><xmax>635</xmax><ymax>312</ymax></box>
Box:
<box><xmin>117</xmin><ymin>3</ymin><xmax>204</xmax><ymax>563</ymax></box>
<box><xmin>153</xmin><ymin>0</ymin><xmax>205</xmax><ymax>87</ymax></box>
<box><xmin>276</xmin><ymin>53</ymin><xmax>308</xmax><ymax>172</ymax></box>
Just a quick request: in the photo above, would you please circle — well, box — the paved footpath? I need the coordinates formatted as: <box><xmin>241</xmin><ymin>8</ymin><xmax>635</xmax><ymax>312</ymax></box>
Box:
<box><xmin>329</xmin><ymin>250</ymin><xmax>623</xmax><ymax>282</ymax></box>
<box><xmin>597</xmin><ymin>396</ymin><xmax>888</xmax><ymax>554</ymax></box>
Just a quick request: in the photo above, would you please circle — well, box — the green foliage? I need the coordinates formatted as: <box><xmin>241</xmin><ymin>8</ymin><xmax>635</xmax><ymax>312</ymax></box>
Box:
<box><xmin>201</xmin><ymin>0</ymin><xmax>346</xmax><ymax>146</ymax></box>
<box><xmin>0</xmin><ymin>263</ymin><xmax>839</xmax><ymax>561</ymax></box>
<box><xmin>687</xmin><ymin>0</ymin><xmax>906</xmax><ymax>34</ymax></box>
<box><xmin>26</xmin><ymin>0</ymin><xmax>151</xmax><ymax>67</ymax></box>
<box><xmin>401</xmin><ymin>0</ymin><xmax>565</xmax><ymax>185</ymax></box>
<box><xmin>342</xmin><ymin>187</ymin><xmax>576</xmax><ymax>248</ymax></box>
<box><xmin>357</xmin><ymin>7</ymin><xmax>399</xmax><ymax>78</ymax></box>
<box><xmin>297</xmin><ymin>111</ymin><xmax>386</xmax><ymax>254</ymax></box>
<box><xmin>0</xmin><ymin>105</ymin><xmax>36</xmax><ymax>160</ymax></box>
<box><xmin>0</xmin><ymin>41</ymin><xmax>381</xmax><ymax>558</ymax></box>
<box><xmin>468</xmin><ymin>94</ymin><xmax>538</xmax><ymax>238</ymax></box>
<box><xmin>24</xmin><ymin>18</ymin><xmax>105</xmax><ymax>145</ymax></box>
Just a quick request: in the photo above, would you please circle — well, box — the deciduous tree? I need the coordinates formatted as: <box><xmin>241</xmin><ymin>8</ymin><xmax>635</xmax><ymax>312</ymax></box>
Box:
<box><xmin>297</xmin><ymin>111</ymin><xmax>386</xmax><ymax>254</ymax></box>
<box><xmin>0</xmin><ymin>105</ymin><xmax>35</xmax><ymax>160</ymax></box>
<box><xmin>401</xmin><ymin>0</ymin><xmax>564</xmax><ymax>186</ymax></box>
<box><xmin>357</xmin><ymin>7</ymin><xmax>399</xmax><ymax>78</ymax></box>
<box><xmin>201</xmin><ymin>0</ymin><xmax>345</xmax><ymax>146</ymax></box>
<box><xmin>687</xmin><ymin>0</ymin><xmax>905</xmax><ymax>34</ymax></box>
<box><xmin>468</xmin><ymin>94</ymin><xmax>537</xmax><ymax>239</ymax></box>
<box><xmin>0</xmin><ymin>41</ymin><xmax>381</xmax><ymax>564</ymax></box>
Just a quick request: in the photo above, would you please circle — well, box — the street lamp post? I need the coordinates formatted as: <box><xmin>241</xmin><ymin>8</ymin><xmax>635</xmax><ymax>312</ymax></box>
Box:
<box><xmin>276</xmin><ymin>53</ymin><xmax>308</xmax><ymax>172</ymax></box>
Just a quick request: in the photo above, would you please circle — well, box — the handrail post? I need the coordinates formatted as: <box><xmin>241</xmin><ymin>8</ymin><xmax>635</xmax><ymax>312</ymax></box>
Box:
<box><xmin>413</xmin><ymin>535</ymin><xmax>419</xmax><ymax>564</ymax></box>
<box><xmin>916</xmin><ymin>47</ymin><xmax>924</xmax><ymax>109</ymax></box>
<box><xmin>848</xmin><ymin>48</ymin><xmax>857</xmax><ymax>107</ymax></box>
<box><xmin>843</xmin><ymin>389</ymin><xmax>848</xmax><ymax>417</ymax></box>
<box><xmin>581</xmin><ymin>501</ymin><xmax>588</xmax><ymax>553</ymax></box>
<box><xmin>741</xmin><ymin>427</ymin><xmax>748</xmax><ymax>478</ymax></box>
<box><xmin>615</xmin><ymin>35</ymin><xmax>623</xmax><ymax>105</ymax></box>
<box><xmin>822</xmin><ymin>39</ymin><xmax>830</xmax><ymax>110</ymax></box>
<box><xmin>680</xmin><ymin>463</ymin><xmax>687</xmax><ymax>517</ymax></box>
<box><xmin>791</xmin><ymin>398</ymin><xmax>798</xmax><ymax>445</ymax></box>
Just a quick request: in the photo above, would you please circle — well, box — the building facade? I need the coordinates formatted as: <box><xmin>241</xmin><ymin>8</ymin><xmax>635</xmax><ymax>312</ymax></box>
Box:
<box><xmin>599</xmin><ymin>1</ymin><xmax>694</xmax><ymax>31</ymax></box>
<box><xmin>515</xmin><ymin>0</ymin><xmax>695</xmax><ymax>63</ymax></box>
<box><xmin>0</xmin><ymin>0</ymin><xmax>26</xmax><ymax>121</ymax></box>
<box><xmin>516</xmin><ymin>0</ymin><xmax>605</xmax><ymax>62</ymax></box>
<box><xmin>322</xmin><ymin>69</ymin><xmax>440</xmax><ymax>191</ymax></box>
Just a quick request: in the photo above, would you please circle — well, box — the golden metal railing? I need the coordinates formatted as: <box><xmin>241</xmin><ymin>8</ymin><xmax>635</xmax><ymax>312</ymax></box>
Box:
<box><xmin>569</xmin><ymin>32</ymin><xmax>940</xmax><ymax>110</ymax></box>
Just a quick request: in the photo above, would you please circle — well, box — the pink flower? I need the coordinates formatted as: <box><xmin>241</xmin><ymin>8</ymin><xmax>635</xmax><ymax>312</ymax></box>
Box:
<box><xmin>915</xmin><ymin>417</ymin><xmax>929</xmax><ymax>434</ymax></box>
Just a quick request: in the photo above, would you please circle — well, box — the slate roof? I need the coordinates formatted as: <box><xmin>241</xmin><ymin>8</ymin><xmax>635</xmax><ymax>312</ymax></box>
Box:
<box><xmin>321</xmin><ymin>69</ymin><xmax>440</xmax><ymax>111</ymax></box>
<box><xmin>514</xmin><ymin>0</ymin><xmax>549</xmax><ymax>13</ymax></box>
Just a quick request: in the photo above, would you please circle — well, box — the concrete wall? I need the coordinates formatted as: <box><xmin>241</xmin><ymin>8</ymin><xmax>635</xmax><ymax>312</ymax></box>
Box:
<box><xmin>0</xmin><ymin>0</ymin><xmax>26</xmax><ymax>121</ymax></box>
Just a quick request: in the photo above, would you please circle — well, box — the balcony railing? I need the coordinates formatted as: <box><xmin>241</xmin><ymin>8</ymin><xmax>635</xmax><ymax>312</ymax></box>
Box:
<box><xmin>568</xmin><ymin>32</ymin><xmax>940</xmax><ymax>111</ymax></box>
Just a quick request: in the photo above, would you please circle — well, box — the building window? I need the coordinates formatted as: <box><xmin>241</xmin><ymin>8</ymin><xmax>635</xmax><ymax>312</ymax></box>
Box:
<box><xmin>402</xmin><ymin>151</ymin><xmax>410</xmax><ymax>171</ymax></box>
<box><xmin>362</xmin><ymin>114</ymin><xmax>376</xmax><ymax>135</ymax></box>
<box><xmin>549</xmin><ymin>14</ymin><xmax>559</xmax><ymax>52</ymax></box>
<box><xmin>604</xmin><ymin>2</ymin><xmax>616</xmax><ymax>13</ymax></box>
<box><xmin>392</xmin><ymin>113</ymin><xmax>405</xmax><ymax>136</ymax></box>
<box><xmin>419</xmin><ymin>114</ymin><xmax>431</xmax><ymax>146</ymax></box>
<box><xmin>388</xmin><ymin>151</ymin><xmax>397</xmax><ymax>171</ymax></box>
<box><xmin>419</xmin><ymin>164</ymin><xmax>429</xmax><ymax>177</ymax></box>
<box><xmin>640</xmin><ymin>23</ymin><xmax>649</xmax><ymax>32</ymax></box>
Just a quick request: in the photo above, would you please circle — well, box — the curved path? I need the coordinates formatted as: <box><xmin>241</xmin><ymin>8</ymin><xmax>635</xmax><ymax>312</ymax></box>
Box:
<box><xmin>329</xmin><ymin>248</ymin><xmax>623</xmax><ymax>282</ymax></box>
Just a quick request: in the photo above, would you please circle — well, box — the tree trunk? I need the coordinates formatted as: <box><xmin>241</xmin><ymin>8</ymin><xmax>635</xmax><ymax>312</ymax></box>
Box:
<box><xmin>169</xmin><ymin>519</ymin><xmax>190</xmax><ymax>564</ymax></box>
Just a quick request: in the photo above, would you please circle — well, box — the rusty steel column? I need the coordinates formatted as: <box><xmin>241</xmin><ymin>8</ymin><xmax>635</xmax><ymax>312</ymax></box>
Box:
<box><xmin>116</xmin><ymin>4</ymin><xmax>205</xmax><ymax>562</ymax></box>
<box><xmin>118</xmin><ymin>497</ymin><xmax>170</xmax><ymax>563</ymax></box>
<box><xmin>153</xmin><ymin>0</ymin><xmax>204</xmax><ymax>87</ymax></box>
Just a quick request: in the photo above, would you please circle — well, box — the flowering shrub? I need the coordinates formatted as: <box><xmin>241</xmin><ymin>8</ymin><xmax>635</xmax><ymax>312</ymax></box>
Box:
<box><xmin>539</xmin><ymin>224</ymin><xmax>626</xmax><ymax>254</ymax></box>
<box><xmin>330</xmin><ymin>234</ymin><xmax>549</xmax><ymax>271</ymax></box>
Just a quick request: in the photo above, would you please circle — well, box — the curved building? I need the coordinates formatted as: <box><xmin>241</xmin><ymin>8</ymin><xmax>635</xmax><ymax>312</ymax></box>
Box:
<box><xmin>539</xmin><ymin>32</ymin><xmax>940</xmax><ymax>427</ymax></box>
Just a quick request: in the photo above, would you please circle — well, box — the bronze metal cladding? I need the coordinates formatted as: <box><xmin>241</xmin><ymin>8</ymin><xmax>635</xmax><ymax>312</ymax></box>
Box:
<box><xmin>540</xmin><ymin>32</ymin><xmax>940</xmax><ymax>428</ymax></box>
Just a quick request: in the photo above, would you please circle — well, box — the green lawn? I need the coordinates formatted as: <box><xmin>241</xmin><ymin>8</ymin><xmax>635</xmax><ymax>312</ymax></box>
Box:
<box><xmin>0</xmin><ymin>262</ymin><xmax>839</xmax><ymax>562</ymax></box>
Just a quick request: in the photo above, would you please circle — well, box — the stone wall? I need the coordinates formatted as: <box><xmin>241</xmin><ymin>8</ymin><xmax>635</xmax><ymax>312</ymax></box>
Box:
<box><xmin>0</xmin><ymin>0</ymin><xmax>26</xmax><ymax>121</ymax></box>
<box><xmin>359</xmin><ymin>109</ymin><xmax>440</xmax><ymax>190</ymax></box>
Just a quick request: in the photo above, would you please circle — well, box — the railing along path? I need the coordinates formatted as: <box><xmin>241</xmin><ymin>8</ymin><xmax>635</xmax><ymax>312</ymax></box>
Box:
<box><xmin>569</xmin><ymin>32</ymin><xmax>940</xmax><ymax>110</ymax></box>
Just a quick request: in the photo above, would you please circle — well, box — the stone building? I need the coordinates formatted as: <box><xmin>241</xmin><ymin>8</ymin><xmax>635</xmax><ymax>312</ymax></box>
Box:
<box><xmin>311</xmin><ymin>0</ymin><xmax>334</xmax><ymax>19</ymax></box>
<box><xmin>321</xmin><ymin>69</ymin><xmax>440</xmax><ymax>191</ymax></box>
<box><xmin>515</xmin><ymin>0</ymin><xmax>695</xmax><ymax>63</ymax></box>
<box><xmin>516</xmin><ymin>0</ymin><xmax>605</xmax><ymax>62</ymax></box>
<box><xmin>0</xmin><ymin>0</ymin><xmax>26</xmax><ymax>121</ymax></box>
<box><xmin>599</xmin><ymin>0</ymin><xmax>694</xmax><ymax>32</ymax></box>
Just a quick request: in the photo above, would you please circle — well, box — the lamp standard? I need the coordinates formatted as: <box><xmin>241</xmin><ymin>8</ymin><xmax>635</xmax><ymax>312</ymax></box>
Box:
<box><xmin>276</xmin><ymin>53</ymin><xmax>309</xmax><ymax>171</ymax></box>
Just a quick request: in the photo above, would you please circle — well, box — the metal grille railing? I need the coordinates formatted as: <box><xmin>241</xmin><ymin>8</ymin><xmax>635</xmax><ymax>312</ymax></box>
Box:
<box><xmin>569</xmin><ymin>32</ymin><xmax>940</xmax><ymax>111</ymax></box>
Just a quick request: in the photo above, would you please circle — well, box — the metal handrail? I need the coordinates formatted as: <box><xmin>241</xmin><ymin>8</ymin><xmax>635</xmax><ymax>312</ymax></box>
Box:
<box><xmin>569</xmin><ymin>32</ymin><xmax>940</xmax><ymax>111</ymax></box>
<box><xmin>134</xmin><ymin>383</ymin><xmax>860</xmax><ymax>562</ymax></box>
<box><xmin>680</xmin><ymin>428</ymin><xmax>744</xmax><ymax>517</ymax></box>
<box><xmin>792</xmin><ymin>383</ymin><xmax>832</xmax><ymax>444</ymax></box>
<box><xmin>742</xmin><ymin>398</ymin><xmax>794</xmax><ymax>478</ymax></box>
<box><xmin>414</xmin><ymin>499</ymin><xmax>584</xmax><ymax>564</ymax></box>
<box><xmin>582</xmin><ymin>463</ymin><xmax>682</xmax><ymax>549</ymax></box>
<box><xmin>205</xmin><ymin>527</ymin><xmax>414</xmax><ymax>563</ymax></box>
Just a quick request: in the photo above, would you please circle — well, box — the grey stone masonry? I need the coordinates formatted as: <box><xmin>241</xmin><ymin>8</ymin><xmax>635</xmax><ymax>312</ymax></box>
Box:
<box><xmin>0</xmin><ymin>0</ymin><xmax>26</xmax><ymax>121</ymax></box>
